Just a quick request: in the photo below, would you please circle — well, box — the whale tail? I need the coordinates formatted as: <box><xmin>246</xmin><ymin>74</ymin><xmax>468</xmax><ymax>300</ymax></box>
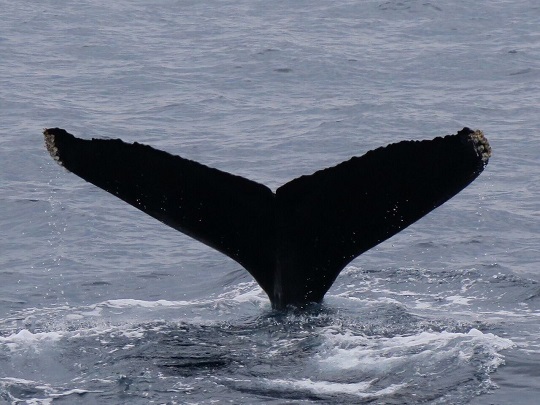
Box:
<box><xmin>44</xmin><ymin>127</ymin><xmax>490</xmax><ymax>309</ymax></box>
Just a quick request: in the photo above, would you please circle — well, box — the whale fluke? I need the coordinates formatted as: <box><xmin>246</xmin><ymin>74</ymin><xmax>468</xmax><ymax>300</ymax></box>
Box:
<box><xmin>44</xmin><ymin>127</ymin><xmax>490</xmax><ymax>309</ymax></box>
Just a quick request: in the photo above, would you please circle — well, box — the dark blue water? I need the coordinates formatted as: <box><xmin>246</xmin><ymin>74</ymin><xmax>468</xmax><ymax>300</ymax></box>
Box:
<box><xmin>1</xmin><ymin>1</ymin><xmax>539</xmax><ymax>403</ymax></box>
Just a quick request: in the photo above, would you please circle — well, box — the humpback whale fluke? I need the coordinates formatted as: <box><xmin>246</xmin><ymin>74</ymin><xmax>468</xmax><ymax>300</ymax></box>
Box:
<box><xmin>44</xmin><ymin>127</ymin><xmax>491</xmax><ymax>309</ymax></box>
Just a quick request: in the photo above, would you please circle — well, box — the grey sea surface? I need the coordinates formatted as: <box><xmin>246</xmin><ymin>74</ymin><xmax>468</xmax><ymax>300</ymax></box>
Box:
<box><xmin>1</xmin><ymin>0</ymin><xmax>539</xmax><ymax>403</ymax></box>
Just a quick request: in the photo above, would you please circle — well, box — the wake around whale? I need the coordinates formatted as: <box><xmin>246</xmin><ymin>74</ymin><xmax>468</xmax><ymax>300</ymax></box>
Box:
<box><xmin>44</xmin><ymin>127</ymin><xmax>491</xmax><ymax>309</ymax></box>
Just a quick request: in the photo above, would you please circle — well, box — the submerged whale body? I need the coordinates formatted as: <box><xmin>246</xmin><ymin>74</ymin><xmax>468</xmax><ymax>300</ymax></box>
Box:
<box><xmin>44</xmin><ymin>127</ymin><xmax>491</xmax><ymax>309</ymax></box>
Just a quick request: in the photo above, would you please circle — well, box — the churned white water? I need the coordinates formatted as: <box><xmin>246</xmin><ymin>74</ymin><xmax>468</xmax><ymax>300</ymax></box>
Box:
<box><xmin>1</xmin><ymin>0</ymin><xmax>539</xmax><ymax>404</ymax></box>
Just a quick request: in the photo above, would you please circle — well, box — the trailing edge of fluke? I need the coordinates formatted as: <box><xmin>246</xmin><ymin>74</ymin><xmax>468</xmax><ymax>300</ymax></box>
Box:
<box><xmin>44</xmin><ymin>127</ymin><xmax>491</xmax><ymax>309</ymax></box>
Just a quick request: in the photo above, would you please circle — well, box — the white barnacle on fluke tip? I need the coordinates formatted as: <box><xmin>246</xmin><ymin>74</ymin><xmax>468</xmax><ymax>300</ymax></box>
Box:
<box><xmin>468</xmin><ymin>129</ymin><xmax>492</xmax><ymax>163</ymax></box>
<box><xmin>43</xmin><ymin>129</ymin><xmax>61</xmax><ymax>163</ymax></box>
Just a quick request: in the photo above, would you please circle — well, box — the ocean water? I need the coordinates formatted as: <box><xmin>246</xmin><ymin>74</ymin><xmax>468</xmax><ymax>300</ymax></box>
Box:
<box><xmin>1</xmin><ymin>0</ymin><xmax>539</xmax><ymax>403</ymax></box>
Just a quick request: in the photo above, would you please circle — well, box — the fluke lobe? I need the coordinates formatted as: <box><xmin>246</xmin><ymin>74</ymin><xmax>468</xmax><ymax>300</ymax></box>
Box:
<box><xmin>44</xmin><ymin>127</ymin><xmax>491</xmax><ymax>309</ymax></box>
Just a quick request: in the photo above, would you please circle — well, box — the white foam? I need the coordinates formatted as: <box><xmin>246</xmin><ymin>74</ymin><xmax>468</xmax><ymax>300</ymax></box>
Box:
<box><xmin>0</xmin><ymin>377</ymin><xmax>38</xmax><ymax>385</ymax></box>
<box><xmin>80</xmin><ymin>307</ymin><xmax>103</xmax><ymax>316</ymax></box>
<box><xmin>99</xmin><ymin>298</ymin><xmax>193</xmax><ymax>308</ymax></box>
<box><xmin>120</xmin><ymin>329</ymin><xmax>145</xmax><ymax>339</ymax></box>
<box><xmin>319</xmin><ymin>328</ymin><xmax>514</xmax><ymax>373</ymax></box>
<box><xmin>264</xmin><ymin>377</ymin><xmax>405</xmax><ymax>398</ymax></box>
<box><xmin>50</xmin><ymin>388</ymin><xmax>95</xmax><ymax>398</ymax></box>
<box><xmin>0</xmin><ymin>329</ymin><xmax>63</xmax><ymax>351</ymax></box>
<box><xmin>444</xmin><ymin>295</ymin><xmax>472</xmax><ymax>305</ymax></box>
<box><xmin>0</xmin><ymin>377</ymin><xmax>95</xmax><ymax>404</ymax></box>
<box><xmin>229</xmin><ymin>286</ymin><xmax>266</xmax><ymax>303</ymax></box>
<box><xmin>216</xmin><ymin>282</ymin><xmax>267</xmax><ymax>304</ymax></box>
<box><xmin>19</xmin><ymin>398</ymin><xmax>53</xmax><ymax>405</ymax></box>
<box><xmin>413</xmin><ymin>300</ymin><xmax>432</xmax><ymax>309</ymax></box>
